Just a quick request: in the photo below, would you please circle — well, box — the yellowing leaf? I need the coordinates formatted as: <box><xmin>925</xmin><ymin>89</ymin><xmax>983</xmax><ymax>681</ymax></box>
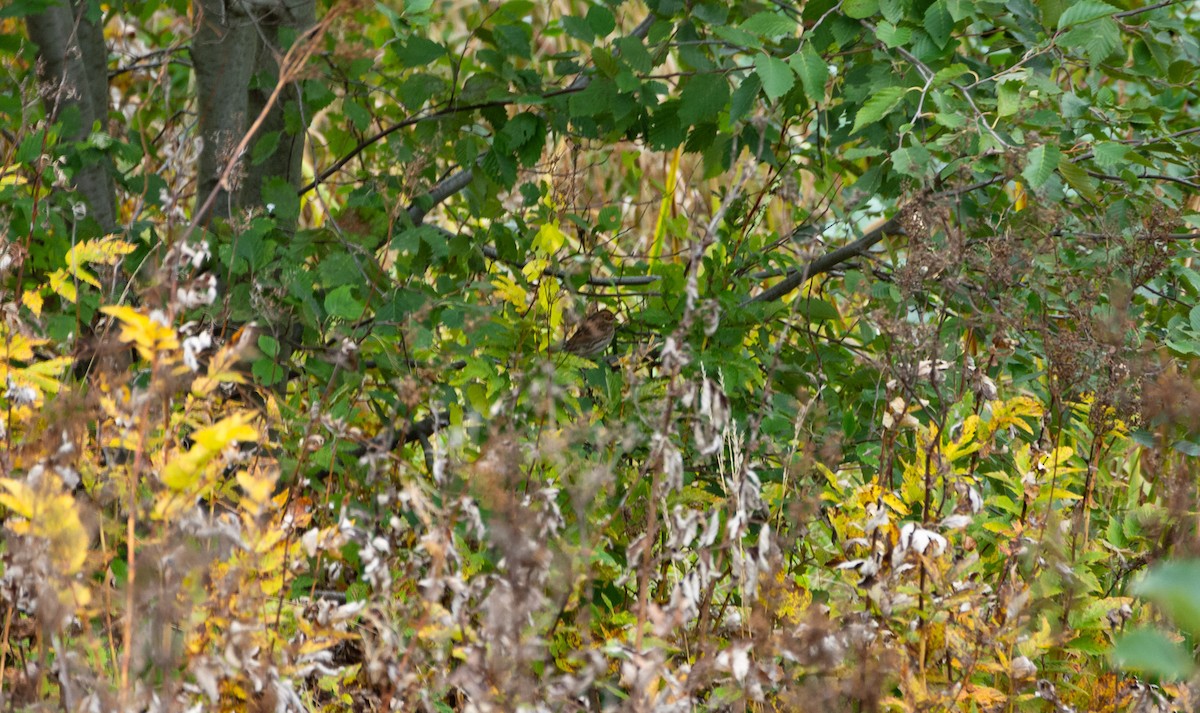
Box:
<box><xmin>491</xmin><ymin>273</ymin><xmax>529</xmax><ymax>306</ymax></box>
<box><xmin>161</xmin><ymin>412</ymin><xmax>258</xmax><ymax>491</ymax></box>
<box><xmin>14</xmin><ymin>357</ymin><xmax>73</xmax><ymax>396</ymax></box>
<box><xmin>1006</xmin><ymin>179</ymin><xmax>1027</xmax><ymax>211</ymax></box>
<box><xmin>47</xmin><ymin>269</ymin><xmax>78</xmax><ymax>303</ymax></box>
<box><xmin>21</xmin><ymin>290</ymin><xmax>43</xmax><ymax>317</ymax></box>
<box><xmin>943</xmin><ymin>415</ymin><xmax>982</xmax><ymax>462</ymax></box>
<box><xmin>0</xmin><ymin>477</ymin><xmax>89</xmax><ymax>575</ymax></box>
<box><xmin>65</xmin><ymin>236</ymin><xmax>137</xmax><ymax>271</ymax></box>
<box><xmin>532</xmin><ymin>223</ymin><xmax>566</xmax><ymax>256</ymax></box>
<box><xmin>237</xmin><ymin>466</ymin><xmax>277</xmax><ymax>510</ymax></box>
<box><xmin>101</xmin><ymin>305</ymin><xmax>179</xmax><ymax>360</ymax></box>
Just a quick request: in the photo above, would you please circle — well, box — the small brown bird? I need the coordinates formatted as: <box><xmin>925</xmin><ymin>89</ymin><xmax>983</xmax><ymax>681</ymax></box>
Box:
<box><xmin>557</xmin><ymin>309</ymin><xmax>617</xmax><ymax>359</ymax></box>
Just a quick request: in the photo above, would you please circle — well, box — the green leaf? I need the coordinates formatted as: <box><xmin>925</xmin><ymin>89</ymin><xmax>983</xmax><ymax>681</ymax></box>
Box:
<box><xmin>852</xmin><ymin>86</ymin><xmax>906</xmax><ymax>133</ymax></box>
<box><xmin>1057</xmin><ymin>157</ymin><xmax>1097</xmax><ymax>202</ymax></box>
<box><xmin>875</xmin><ymin>21</ymin><xmax>911</xmax><ymax>48</ymax></box>
<box><xmin>797</xmin><ymin>298</ymin><xmax>840</xmax><ymax>321</ymax></box>
<box><xmin>1135</xmin><ymin>560</ymin><xmax>1200</xmax><ymax>638</ymax></box>
<box><xmin>586</xmin><ymin>4</ymin><xmax>616</xmax><ymax>36</ymax></box>
<box><xmin>615</xmin><ymin>36</ymin><xmax>652</xmax><ymax>73</ymax></box>
<box><xmin>1060</xmin><ymin>17</ymin><xmax>1122</xmax><ymax>62</ymax></box>
<box><xmin>790</xmin><ymin>45</ymin><xmax>827</xmax><ymax>104</ymax></box>
<box><xmin>394</xmin><ymin>36</ymin><xmax>445</xmax><ymax>67</ymax></box>
<box><xmin>843</xmin><ymin>0</ymin><xmax>879</xmax><ymax>19</ymax></box>
<box><xmin>678</xmin><ymin>73</ymin><xmax>729</xmax><ymax>126</ymax></box>
<box><xmin>493</xmin><ymin>23</ymin><xmax>532</xmax><ymax>59</ymax></box>
<box><xmin>997</xmin><ymin>81</ymin><xmax>1021</xmax><ymax>117</ymax></box>
<box><xmin>257</xmin><ymin>334</ymin><xmax>280</xmax><ymax>358</ymax></box>
<box><xmin>252</xmin><ymin>357</ymin><xmax>287</xmax><ymax>387</ymax></box>
<box><xmin>754</xmin><ymin>53</ymin><xmax>795</xmax><ymax>102</ymax></box>
<box><xmin>923</xmin><ymin>1</ymin><xmax>953</xmax><ymax>49</ymax></box>
<box><xmin>261</xmin><ymin>178</ymin><xmax>300</xmax><ymax>222</ymax></box>
<box><xmin>932</xmin><ymin>63</ymin><xmax>971</xmax><ymax>86</ymax></box>
<box><xmin>738</xmin><ymin>11</ymin><xmax>798</xmax><ymax>41</ymax></box>
<box><xmin>1021</xmin><ymin>144</ymin><xmax>1062</xmax><ymax>189</ymax></box>
<box><xmin>892</xmin><ymin>144</ymin><xmax>932</xmax><ymax>178</ymax></box>
<box><xmin>729</xmin><ymin>74</ymin><xmax>761</xmax><ymax>123</ymax></box>
<box><xmin>325</xmin><ymin>285</ymin><xmax>365</xmax><ymax>321</ymax></box>
<box><xmin>561</xmin><ymin>15</ymin><xmax>594</xmax><ymax>42</ymax></box>
<box><xmin>250</xmin><ymin>131</ymin><xmax>281</xmax><ymax>166</ymax></box>
<box><xmin>1111</xmin><ymin>629</ymin><xmax>1195</xmax><ymax>681</ymax></box>
<box><xmin>1057</xmin><ymin>0</ymin><xmax>1118</xmax><ymax>29</ymax></box>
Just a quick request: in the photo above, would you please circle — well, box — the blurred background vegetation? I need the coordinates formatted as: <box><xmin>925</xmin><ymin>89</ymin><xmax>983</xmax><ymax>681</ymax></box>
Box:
<box><xmin>1</xmin><ymin>0</ymin><xmax>1200</xmax><ymax>709</ymax></box>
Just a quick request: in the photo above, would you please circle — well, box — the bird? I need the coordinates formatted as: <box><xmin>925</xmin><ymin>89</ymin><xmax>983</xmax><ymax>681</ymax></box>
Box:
<box><xmin>556</xmin><ymin>309</ymin><xmax>617</xmax><ymax>359</ymax></box>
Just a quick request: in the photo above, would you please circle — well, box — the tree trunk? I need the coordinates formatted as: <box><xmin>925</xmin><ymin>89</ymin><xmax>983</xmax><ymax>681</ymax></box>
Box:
<box><xmin>25</xmin><ymin>0</ymin><xmax>116</xmax><ymax>233</ymax></box>
<box><xmin>191</xmin><ymin>0</ymin><xmax>315</xmax><ymax>226</ymax></box>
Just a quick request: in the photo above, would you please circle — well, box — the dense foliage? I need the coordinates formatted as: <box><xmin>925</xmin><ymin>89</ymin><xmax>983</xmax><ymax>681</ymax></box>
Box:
<box><xmin>2</xmin><ymin>0</ymin><xmax>1200</xmax><ymax>710</ymax></box>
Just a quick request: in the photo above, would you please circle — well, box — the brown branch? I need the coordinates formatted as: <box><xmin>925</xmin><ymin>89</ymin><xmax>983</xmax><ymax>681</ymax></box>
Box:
<box><xmin>301</xmin><ymin>13</ymin><xmax>657</xmax><ymax>211</ymax></box>
<box><xmin>1114</xmin><ymin>0</ymin><xmax>1181</xmax><ymax>19</ymax></box>
<box><xmin>745</xmin><ymin>178</ymin><xmax>1004</xmax><ymax>305</ymax></box>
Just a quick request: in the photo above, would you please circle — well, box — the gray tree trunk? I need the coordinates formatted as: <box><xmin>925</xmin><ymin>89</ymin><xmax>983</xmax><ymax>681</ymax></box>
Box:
<box><xmin>192</xmin><ymin>0</ymin><xmax>315</xmax><ymax>226</ymax></box>
<box><xmin>25</xmin><ymin>0</ymin><xmax>116</xmax><ymax>233</ymax></box>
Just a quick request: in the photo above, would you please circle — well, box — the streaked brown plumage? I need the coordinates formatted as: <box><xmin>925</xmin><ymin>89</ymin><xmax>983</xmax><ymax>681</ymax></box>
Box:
<box><xmin>559</xmin><ymin>309</ymin><xmax>616</xmax><ymax>358</ymax></box>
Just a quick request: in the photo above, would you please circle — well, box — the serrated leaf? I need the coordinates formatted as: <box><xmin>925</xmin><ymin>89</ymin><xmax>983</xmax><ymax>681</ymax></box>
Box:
<box><xmin>678</xmin><ymin>73</ymin><xmax>729</xmax><ymax>125</ymax></box>
<box><xmin>923</xmin><ymin>1</ymin><xmax>953</xmax><ymax>49</ymax></box>
<box><xmin>843</xmin><ymin>0</ymin><xmax>878</xmax><ymax>19</ymax></box>
<box><xmin>161</xmin><ymin>413</ymin><xmax>258</xmax><ymax>492</ymax></box>
<box><xmin>1057</xmin><ymin>157</ymin><xmax>1097</xmax><ymax>201</ymax></box>
<box><xmin>1060</xmin><ymin>17</ymin><xmax>1121</xmax><ymax>62</ymax></box>
<box><xmin>561</xmin><ymin>15</ymin><xmax>593</xmax><ymax>42</ymax></box>
<box><xmin>1093</xmin><ymin>141</ymin><xmax>1129</xmax><ymax>168</ymax></box>
<box><xmin>1057</xmin><ymin>0</ymin><xmax>1117</xmax><ymax>28</ymax></box>
<box><xmin>875</xmin><ymin>21</ymin><xmax>911</xmax><ymax>48</ymax></box>
<box><xmin>1021</xmin><ymin>144</ymin><xmax>1062</xmax><ymax>189</ymax></box>
<box><xmin>586</xmin><ymin>4</ymin><xmax>615</xmax><ymax>36</ymax></box>
<box><xmin>892</xmin><ymin>144</ymin><xmax>932</xmax><ymax>177</ymax></box>
<box><xmin>325</xmin><ymin>285</ymin><xmax>365</xmax><ymax>320</ymax></box>
<box><xmin>251</xmin><ymin>130</ymin><xmax>281</xmax><ymax>166</ymax></box>
<box><xmin>754</xmin><ymin>53</ymin><xmax>795</xmax><ymax>101</ymax></box>
<box><xmin>932</xmin><ymin>63</ymin><xmax>970</xmax><ymax>86</ymax></box>
<box><xmin>730</xmin><ymin>73</ymin><xmax>761</xmax><ymax>123</ymax></box>
<box><xmin>852</xmin><ymin>86</ymin><xmax>907</xmax><ymax>132</ymax></box>
<box><xmin>738</xmin><ymin>11</ymin><xmax>798</xmax><ymax>40</ymax></box>
<box><xmin>394</xmin><ymin>36</ymin><xmax>445</xmax><ymax>67</ymax></box>
<box><xmin>790</xmin><ymin>44</ymin><xmax>827</xmax><ymax>104</ymax></box>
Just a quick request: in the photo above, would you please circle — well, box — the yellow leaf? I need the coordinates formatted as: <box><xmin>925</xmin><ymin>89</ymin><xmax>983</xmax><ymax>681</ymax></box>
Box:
<box><xmin>1006</xmin><ymin>179</ymin><xmax>1027</xmax><ymax>212</ymax></box>
<box><xmin>161</xmin><ymin>412</ymin><xmax>258</xmax><ymax>491</ymax></box>
<box><xmin>101</xmin><ymin>305</ymin><xmax>179</xmax><ymax>360</ymax></box>
<box><xmin>47</xmin><ymin>269</ymin><xmax>78</xmax><ymax>303</ymax></box>
<box><xmin>14</xmin><ymin>357</ymin><xmax>73</xmax><ymax>396</ymax></box>
<box><xmin>21</xmin><ymin>290</ymin><xmax>43</xmax><ymax>317</ymax></box>
<box><xmin>0</xmin><ymin>331</ymin><xmax>47</xmax><ymax>363</ymax></box>
<box><xmin>0</xmin><ymin>478</ymin><xmax>36</xmax><ymax>517</ymax></box>
<box><xmin>65</xmin><ymin>236</ymin><xmax>137</xmax><ymax>270</ymax></box>
<box><xmin>0</xmin><ymin>477</ymin><xmax>89</xmax><ymax>575</ymax></box>
<box><xmin>491</xmin><ymin>273</ymin><xmax>528</xmax><ymax>307</ymax></box>
<box><xmin>522</xmin><ymin>256</ymin><xmax>551</xmax><ymax>283</ymax></box>
<box><xmin>237</xmin><ymin>466</ymin><xmax>276</xmax><ymax>509</ymax></box>
<box><xmin>532</xmin><ymin>223</ymin><xmax>566</xmax><ymax>255</ymax></box>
